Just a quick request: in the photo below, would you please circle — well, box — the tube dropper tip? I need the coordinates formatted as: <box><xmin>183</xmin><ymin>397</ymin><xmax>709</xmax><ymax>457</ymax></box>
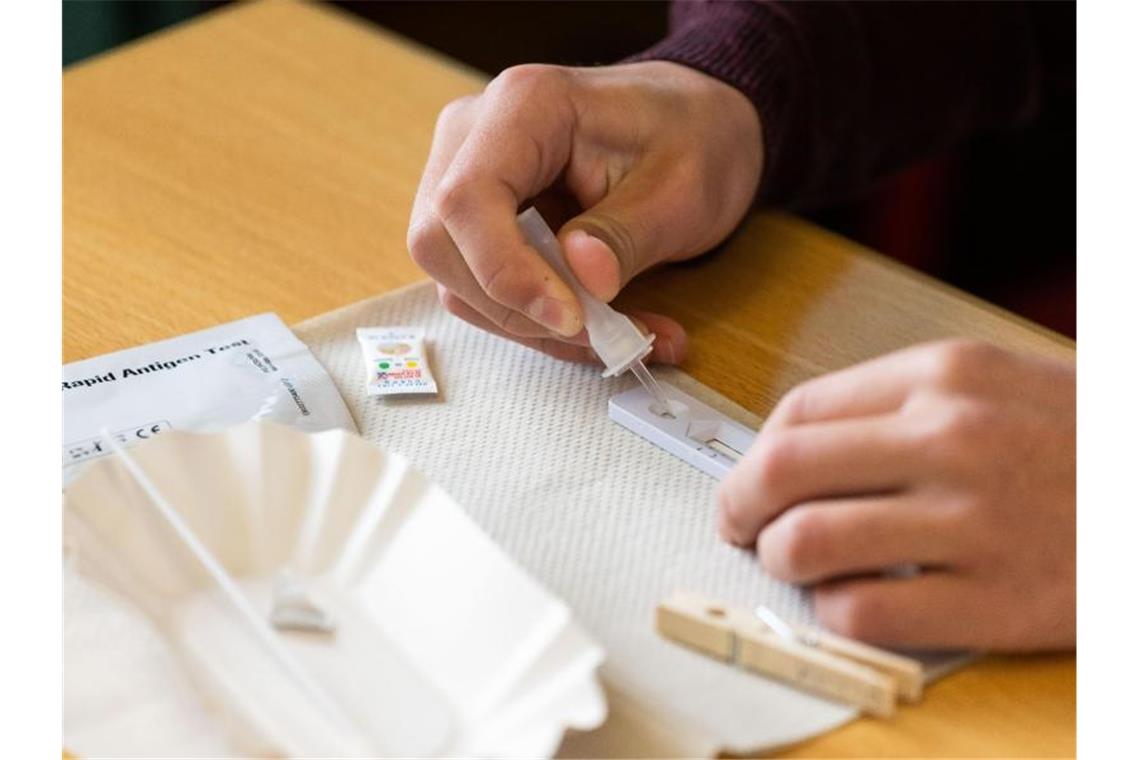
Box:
<box><xmin>629</xmin><ymin>359</ymin><xmax>672</xmax><ymax>415</ymax></box>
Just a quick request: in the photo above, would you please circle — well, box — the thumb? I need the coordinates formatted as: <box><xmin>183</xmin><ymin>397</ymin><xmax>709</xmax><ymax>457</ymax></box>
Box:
<box><xmin>557</xmin><ymin>174</ymin><xmax>679</xmax><ymax>302</ymax></box>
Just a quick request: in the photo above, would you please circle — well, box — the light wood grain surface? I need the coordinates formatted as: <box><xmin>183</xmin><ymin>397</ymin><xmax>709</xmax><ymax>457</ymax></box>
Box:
<box><xmin>63</xmin><ymin>0</ymin><xmax>1075</xmax><ymax>756</ymax></box>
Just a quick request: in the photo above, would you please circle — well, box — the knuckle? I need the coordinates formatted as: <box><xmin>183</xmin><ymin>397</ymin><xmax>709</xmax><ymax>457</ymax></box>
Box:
<box><xmin>715</xmin><ymin>434</ymin><xmax>795</xmax><ymax>545</ymax></box>
<box><xmin>927</xmin><ymin>339</ymin><xmax>994</xmax><ymax>391</ymax></box>
<box><xmin>772</xmin><ymin>383</ymin><xmax>812</xmax><ymax>426</ymax></box>
<box><xmin>437</xmin><ymin>94</ymin><xmax>476</xmax><ymax>126</ymax></box>
<box><xmin>488</xmin><ymin>63</ymin><xmax>566</xmax><ymax>97</ymax></box>
<box><xmin>715</xmin><ymin>481</ymin><xmax>751</xmax><ymax>540</ymax></box>
<box><xmin>406</xmin><ymin>220</ymin><xmax>448</xmax><ymax>274</ymax></box>
<box><xmin>761</xmin><ymin>510</ymin><xmax>829</xmax><ymax>581</ymax></box>
<box><xmin>948</xmin><ymin>493</ymin><xmax>999</xmax><ymax>551</ymax></box>
<box><xmin>945</xmin><ymin>399</ymin><xmax>989</xmax><ymax>436</ymax></box>
<box><xmin>817</xmin><ymin>588</ymin><xmax>884</xmax><ymax>642</ymax></box>
<box><xmin>432</xmin><ymin>173</ymin><xmax>476</xmax><ymax>224</ymax></box>
<box><xmin>752</xmin><ymin>433</ymin><xmax>794</xmax><ymax>496</ymax></box>
<box><xmin>924</xmin><ymin>399</ymin><xmax>990</xmax><ymax>455</ymax></box>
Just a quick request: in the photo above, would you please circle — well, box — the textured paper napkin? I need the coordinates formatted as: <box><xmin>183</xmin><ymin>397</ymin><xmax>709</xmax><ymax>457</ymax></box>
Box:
<box><xmin>293</xmin><ymin>282</ymin><xmax>858</xmax><ymax>756</ymax></box>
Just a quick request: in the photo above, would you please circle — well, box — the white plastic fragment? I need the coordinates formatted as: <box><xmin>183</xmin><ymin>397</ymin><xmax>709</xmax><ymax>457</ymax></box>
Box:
<box><xmin>270</xmin><ymin>571</ymin><xmax>337</xmax><ymax>635</ymax></box>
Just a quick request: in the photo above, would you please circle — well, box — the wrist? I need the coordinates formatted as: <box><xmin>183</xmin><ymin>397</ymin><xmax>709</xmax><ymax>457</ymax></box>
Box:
<box><xmin>627</xmin><ymin>3</ymin><xmax>794</xmax><ymax>206</ymax></box>
<box><xmin>615</xmin><ymin>60</ymin><xmax>763</xmax><ymax>242</ymax></box>
<box><xmin>632</xmin><ymin>60</ymin><xmax>762</xmax><ymax>196</ymax></box>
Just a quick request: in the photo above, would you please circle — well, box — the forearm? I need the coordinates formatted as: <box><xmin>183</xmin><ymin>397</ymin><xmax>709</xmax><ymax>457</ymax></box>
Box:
<box><xmin>631</xmin><ymin>1</ymin><xmax>1045</xmax><ymax>209</ymax></box>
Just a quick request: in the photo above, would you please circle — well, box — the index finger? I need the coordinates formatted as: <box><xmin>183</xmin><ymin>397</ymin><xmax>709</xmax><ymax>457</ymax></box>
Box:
<box><xmin>763</xmin><ymin>343</ymin><xmax>947</xmax><ymax>432</ymax></box>
<box><xmin>432</xmin><ymin>68</ymin><xmax>583</xmax><ymax>336</ymax></box>
<box><xmin>717</xmin><ymin>415</ymin><xmax>922</xmax><ymax>546</ymax></box>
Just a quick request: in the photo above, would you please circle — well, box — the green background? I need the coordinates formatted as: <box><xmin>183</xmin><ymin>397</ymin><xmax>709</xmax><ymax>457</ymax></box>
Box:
<box><xmin>63</xmin><ymin>1</ymin><xmax>209</xmax><ymax>67</ymax></box>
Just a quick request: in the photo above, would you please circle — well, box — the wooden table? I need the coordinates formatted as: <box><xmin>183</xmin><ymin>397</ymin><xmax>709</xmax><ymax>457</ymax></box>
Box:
<box><xmin>63</xmin><ymin>0</ymin><xmax>1076</xmax><ymax>755</ymax></box>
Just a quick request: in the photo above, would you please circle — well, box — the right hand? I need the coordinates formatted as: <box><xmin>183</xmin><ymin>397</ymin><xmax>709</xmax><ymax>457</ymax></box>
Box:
<box><xmin>407</xmin><ymin>61</ymin><xmax>763</xmax><ymax>365</ymax></box>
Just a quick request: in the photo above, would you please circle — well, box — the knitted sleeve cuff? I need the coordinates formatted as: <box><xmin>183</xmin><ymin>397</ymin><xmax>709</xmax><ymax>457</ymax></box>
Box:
<box><xmin>625</xmin><ymin>1</ymin><xmax>800</xmax><ymax>205</ymax></box>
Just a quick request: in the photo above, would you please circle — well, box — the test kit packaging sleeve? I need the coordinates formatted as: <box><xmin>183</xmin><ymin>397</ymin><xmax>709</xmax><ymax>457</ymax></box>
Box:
<box><xmin>62</xmin><ymin>313</ymin><xmax>357</xmax><ymax>481</ymax></box>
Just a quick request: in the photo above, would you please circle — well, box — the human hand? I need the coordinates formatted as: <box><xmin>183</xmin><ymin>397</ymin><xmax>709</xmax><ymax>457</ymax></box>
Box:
<box><xmin>408</xmin><ymin>61</ymin><xmax>762</xmax><ymax>365</ymax></box>
<box><xmin>717</xmin><ymin>340</ymin><xmax>1075</xmax><ymax>650</ymax></box>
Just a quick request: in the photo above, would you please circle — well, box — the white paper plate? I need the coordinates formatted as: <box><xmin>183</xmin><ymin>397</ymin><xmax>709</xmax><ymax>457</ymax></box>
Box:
<box><xmin>64</xmin><ymin>421</ymin><xmax>606</xmax><ymax>757</ymax></box>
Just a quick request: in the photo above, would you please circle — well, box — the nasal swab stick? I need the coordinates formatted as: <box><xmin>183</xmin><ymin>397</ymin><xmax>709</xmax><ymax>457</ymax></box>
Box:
<box><xmin>98</xmin><ymin>429</ymin><xmax>360</xmax><ymax>736</ymax></box>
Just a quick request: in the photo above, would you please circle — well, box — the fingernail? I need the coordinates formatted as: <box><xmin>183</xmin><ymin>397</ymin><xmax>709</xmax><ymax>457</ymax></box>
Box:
<box><xmin>657</xmin><ymin>338</ymin><xmax>678</xmax><ymax>365</ymax></box>
<box><xmin>526</xmin><ymin>295</ymin><xmax>580</xmax><ymax>337</ymax></box>
<box><xmin>563</xmin><ymin>228</ymin><xmax>622</xmax><ymax>302</ymax></box>
<box><xmin>568</xmin><ymin>228</ymin><xmax>617</xmax><ymax>262</ymax></box>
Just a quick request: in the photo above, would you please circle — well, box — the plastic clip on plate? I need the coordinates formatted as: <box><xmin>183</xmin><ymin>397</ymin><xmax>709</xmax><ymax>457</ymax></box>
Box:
<box><xmin>608</xmin><ymin>382</ymin><xmax>758</xmax><ymax>480</ymax></box>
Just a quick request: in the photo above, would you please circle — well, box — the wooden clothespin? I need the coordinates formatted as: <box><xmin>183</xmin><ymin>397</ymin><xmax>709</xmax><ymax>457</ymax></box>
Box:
<box><xmin>655</xmin><ymin>591</ymin><xmax>924</xmax><ymax>717</ymax></box>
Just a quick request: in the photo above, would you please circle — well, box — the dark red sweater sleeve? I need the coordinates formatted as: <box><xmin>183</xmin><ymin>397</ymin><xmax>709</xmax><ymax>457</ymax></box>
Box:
<box><xmin>630</xmin><ymin>1</ymin><xmax>1054</xmax><ymax>209</ymax></box>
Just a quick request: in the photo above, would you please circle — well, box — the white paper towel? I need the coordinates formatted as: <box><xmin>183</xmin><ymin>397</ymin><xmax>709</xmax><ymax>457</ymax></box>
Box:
<box><xmin>292</xmin><ymin>282</ymin><xmax>858</xmax><ymax>756</ymax></box>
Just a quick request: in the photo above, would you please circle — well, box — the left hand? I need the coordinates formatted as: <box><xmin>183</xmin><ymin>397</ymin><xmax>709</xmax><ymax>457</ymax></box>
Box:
<box><xmin>717</xmin><ymin>339</ymin><xmax>1075</xmax><ymax>650</ymax></box>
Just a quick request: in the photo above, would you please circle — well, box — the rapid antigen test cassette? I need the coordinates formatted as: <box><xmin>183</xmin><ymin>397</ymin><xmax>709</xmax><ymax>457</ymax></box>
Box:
<box><xmin>608</xmin><ymin>382</ymin><xmax>758</xmax><ymax>480</ymax></box>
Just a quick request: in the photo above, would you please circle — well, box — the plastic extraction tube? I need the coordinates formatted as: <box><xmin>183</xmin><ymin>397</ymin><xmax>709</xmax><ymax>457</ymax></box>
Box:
<box><xmin>517</xmin><ymin>208</ymin><xmax>670</xmax><ymax>410</ymax></box>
